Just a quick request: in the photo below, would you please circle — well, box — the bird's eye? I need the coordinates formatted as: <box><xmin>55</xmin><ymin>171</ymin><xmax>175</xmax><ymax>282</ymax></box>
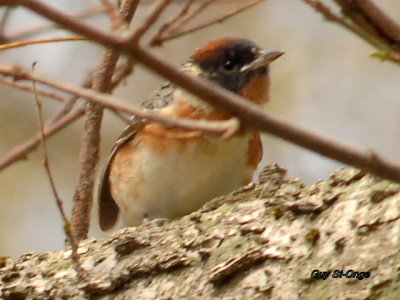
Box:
<box><xmin>222</xmin><ymin>60</ymin><xmax>236</xmax><ymax>71</ymax></box>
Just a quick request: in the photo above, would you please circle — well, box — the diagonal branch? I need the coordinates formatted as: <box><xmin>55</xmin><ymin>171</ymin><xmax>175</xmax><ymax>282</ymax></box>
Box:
<box><xmin>303</xmin><ymin>0</ymin><xmax>400</xmax><ymax>64</ymax></box>
<box><xmin>335</xmin><ymin>0</ymin><xmax>400</xmax><ymax>46</ymax></box>
<box><xmin>129</xmin><ymin>46</ymin><xmax>400</xmax><ymax>183</ymax></box>
<box><xmin>6</xmin><ymin>0</ymin><xmax>400</xmax><ymax>184</ymax></box>
<box><xmin>2</xmin><ymin>59</ymin><xmax>400</xmax><ymax>184</ymax></box>
<box><xmin>0</xmin><ymin>55</ymin><xmax>134</xmax><ymax>172</ymax></box>
<box><xmin>0</xmin><ymin>105</ymin><xmax>85</xmax><ymax>171</ymax></box>
<box><xmin>0</xmin><ymin>63</ymin><xmax>237</xmax><ymax>135</ymax></box>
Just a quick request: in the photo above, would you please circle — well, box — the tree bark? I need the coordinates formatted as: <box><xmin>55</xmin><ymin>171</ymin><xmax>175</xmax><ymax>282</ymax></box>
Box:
<box><xmin>1</xmin><ymin>164</ymin><xmax>399</xmax><ymax>299</ymax></box>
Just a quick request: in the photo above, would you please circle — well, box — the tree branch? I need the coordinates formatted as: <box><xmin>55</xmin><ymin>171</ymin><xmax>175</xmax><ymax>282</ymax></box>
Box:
<box><xmin>0</xmin><ymin>105</ymin><xmax>85</xmax><ymax>170</ymax></box>
<box><xmin>150</xmin><ymin>0</ymin><xmax>265</xmax><ymax>46</ymax></box>
<box><xmin>32</xmin><ymin>72</ymin><xmax>86</xmax><ymax>282</ymax></box>
<box><xmin>125</xmin><ymin>0</ymin><xmax>172</xmax><ymax>44</ymax></box>
<box><xmin>0</xmin><ymin>64</ymin><xmax>238</xmax><ymax>135</ymax></box>
<box><xmin>0</xmin><ymin>35</ymin><xmax>85</xmax><ymax>51</ymax></box>
<box><xmin>19</xmin><ymin>0</ymin><xmax>124</xmax><ymax>50</ymax></box>
<box><xmin>0</xmin><ymin>36</ymin><xmax>135</xmax><ymax>172</ymax></box>
<box><xmin>303</xmin><ymin>0</ymin><xmax>400</xmax><ymax>64</ymax></box>
<box><xmin>70</xmin><ymin>0</ymin><xmax>141</xmax><ymax>242</ymax></box>
<box><xmin>0</xmin><ymin>77</ymin><xmax>69</xmax><ymax>103</ymax></box>
<box><xmin>5</xmin><ymin>0</ymin><xmax>400</xmax><ymax>184</ymax></box>
<box><xmin>0</xmin><ymin>73</ymin><xmax>92</xmax><ymax>171</ymax></box>
<box><xmin>149</xmin><ymin>0</ymin><xmax>196</xmax><ymax>45</ymax></box>
<box><xmin>170</xmin><ymin>0</ymin><xmax>215</xmax><ymax>30</ymax></box>
<box><xmin>70</xmin><ymin>51</ymin><xmax>118</xmax><ymax>241</ymax></box>
<box><xmin>335</xmin><ymin>0</ymin><xmax>400</xmax><ymax>46</ymax></box>
<box><xmin>0</xmin><ymin>6</ymin><xmax>14</xmax><ymax>41</ymax></box>
<box><xmin>129</xmin><ymin>45</ymin><xmax>400</xmax><ymax>183</ymax></box>
<box><xmin>101</xmin><ymin>0</ymin><xmax>124</xmax><ymax>30</ymax></box>
<box><xmin>4</xmin><ymin>5</ymin><xmax>105</xmax><ymax>41</ymax></box>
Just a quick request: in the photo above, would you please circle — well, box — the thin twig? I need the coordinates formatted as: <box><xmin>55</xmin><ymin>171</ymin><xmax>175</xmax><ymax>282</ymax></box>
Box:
<box><xmin>304</xmin><ymin>0</ymin><xmax>382</xmax><ymax>44</ymax></box>
<box><xmin>32</xmin><ymin>64</ymin><xmax>86</xmax><ymax>281</ymax></box>
<box><xmin>106</xmin><ymin>59</ymin><xmax>136</xmax><ymax>125</ymax></box>
<box><xmin>101</xmin><ymin>0</ymin><xmax>124</xmax><ymax>30</ymax></box>
<box><xmin>48</xmin><ymin>71</ymin><xmax>94</xmax><ymax>123</ymax></box>
<box><xmin>0</xmin><ymin>63</ymin><xmax>238</xmax><ymax>135</ymax></box>
<box><xmin>2</xmin><ymin>57</ymin><xmax>400</xmax><ymax>183</ymax></box>
<box><xmin>110</xmin><ymin>59</ymin><xmax>134</xmax><ymax>87</ymax></box>
<box><xmin>336</xmin><ymin>0</ymin><xmax>400</xmax><ymax>45</ymax></box>
<box><xmin>0</xmin><ymin>105</ymin><xmax>85</xmax><ymax>171</ymax></box>
<box><xmin>165</xmin><ymin>0</ymin><xmax>196</xmax><ymax>29</ymax></box>
<box><xmin>0</xmin><ymin>45</ymin><xmax>134</xmax><ymax>172</ymax></box>
<box><xmin>150</xmin><ymin>0</ymin><xmax>196</xmax><ymax>45</ymax></box>
<box><xmin>6</xmin><ymin>5</ymin><xmax>105</xmax><ymax>41</ymax></box>
<box><xmin>0</xmin><ymin>35</ymin><xmax>86</xmax><ymax>51</ymax></box>
<box><xmin>110</xmin><ymin>110</ymin><xmax>131</xmax><ymax>123</ymax></box>
<box><xmin>11</xmin><ymin>0</ymin><xmax>400</xmax><ymax>183</ymax></box>
<box><xmin>125</xmin><ymin>0</ymin><xmax>172</xmax><ymax>44</ymax></box>
<box><xmin>5</xmin><ymin>0</ymin><xmax>400</xmax><ymax>184</ymax></box>
<box><xmin>172</xmin><ymin>0</ymin><xmax>215</xmax><ymax>30</ymax></box>
<box><xmin>0</xmin><ymin>70</ymin><xmax>94</xmax><ymax>173</ymax></box>
<box><xmin>131</xmin><ymin>46</ymin><xmax>400</xmax><ymax>183</ymax></box>
<box><xmin>176</xmin><ymin>0</ymin><xmax>263</xmax><ymax>36</ymax></box>
<box><xmin>5</xmin><ymin>0</ymin><xmax>400</xmax><ymax>183</ymax></box>
<box><xmin>0</xmin><ymin>77</ymin><xmax>70</xmax><ymax>103</ymax></box>
<box><xmin>303</xmin><ymin>0</ymin><xmax>400</xmax><ymax>64</ymax></box>
<box><xmin>21</xmin><ymin>0</ymin><xmax>123</xmax><ymax>50</ymax></box>
<box><xmin>151</xmin><ymin>0</ymin><xmax>264</xmax><ymax>46</ymax></box>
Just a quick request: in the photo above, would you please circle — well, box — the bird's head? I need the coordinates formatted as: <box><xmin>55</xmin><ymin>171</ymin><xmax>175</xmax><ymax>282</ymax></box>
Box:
<box><xmin>188</xmin><ymin>37</ymin><xmax>284</xmax><ymax>105</ymax></box>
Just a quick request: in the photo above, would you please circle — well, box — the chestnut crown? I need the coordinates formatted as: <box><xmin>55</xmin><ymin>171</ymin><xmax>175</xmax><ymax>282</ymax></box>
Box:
<box><xmin>190</xmin><ymin>37</ymin><xmax>279</xmax><ymax>93</ymax></box>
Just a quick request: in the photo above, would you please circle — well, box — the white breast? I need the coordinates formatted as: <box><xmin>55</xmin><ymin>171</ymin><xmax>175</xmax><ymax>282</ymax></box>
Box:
<box><xmin>109</xmin><ymin>132</ymin><xmax>256</xmax><ymax>227</ymax></box>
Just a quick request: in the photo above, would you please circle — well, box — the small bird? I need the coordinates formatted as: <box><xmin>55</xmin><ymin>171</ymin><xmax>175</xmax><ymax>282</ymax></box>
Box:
<box><xmin>98</xmin><ymin>37</ymin><xmax>283</xmax><ymax>230</ymax></box>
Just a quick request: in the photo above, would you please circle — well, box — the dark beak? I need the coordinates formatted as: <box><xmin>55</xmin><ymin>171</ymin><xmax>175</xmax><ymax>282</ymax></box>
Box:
<box><xmin>241</xmin><ymin>50</ymin><xmax>284</xmax><ymax>72</ymax></box>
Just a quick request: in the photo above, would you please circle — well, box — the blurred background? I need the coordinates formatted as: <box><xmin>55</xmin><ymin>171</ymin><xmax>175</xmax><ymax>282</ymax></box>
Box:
<box><xmin>0</xmin><ymin>0</ymin><xmax>399</xmax><ymax>258</ymax></box>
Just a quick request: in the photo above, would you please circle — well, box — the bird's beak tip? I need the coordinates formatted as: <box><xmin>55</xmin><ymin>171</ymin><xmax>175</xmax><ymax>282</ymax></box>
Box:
<box><xmin>241</xmin><ymin>49</ymin><xmax>284</xmax><ymax>72</ymax></box>
<box><xmin>263</xmin><ymin>50</ymin><xmax>285</xmax><ymax>61</ymax></box>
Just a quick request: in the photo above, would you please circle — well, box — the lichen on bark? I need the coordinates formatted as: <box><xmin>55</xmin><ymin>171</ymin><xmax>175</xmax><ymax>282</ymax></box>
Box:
<box><xmin>1</xmin><ymin>164</ymin><xmax>399</xmax><ymax>299</ymax></box>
